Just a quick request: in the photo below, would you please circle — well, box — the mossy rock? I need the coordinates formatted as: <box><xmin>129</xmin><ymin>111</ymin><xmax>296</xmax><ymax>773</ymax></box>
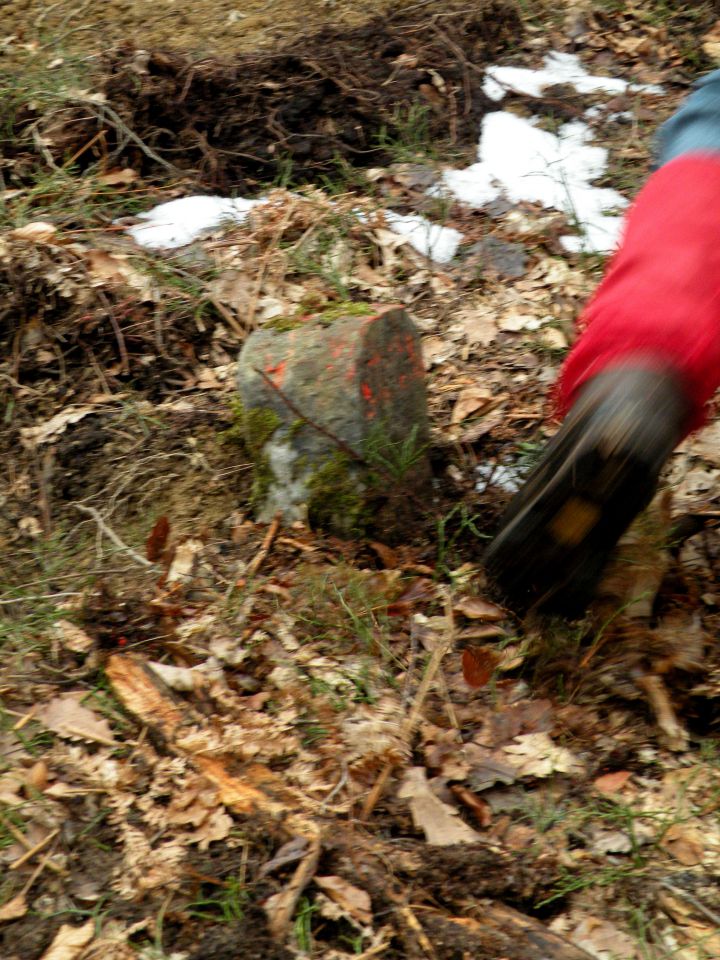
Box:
<box><xmin>236</xmin><ymin>304</ymin><xmax>430</xmax><ymax>539</ymax></box>
<box><xmin>265</xmin><ymin>300</ymin><xmax>375</xmax><ymax>332</ymax></box>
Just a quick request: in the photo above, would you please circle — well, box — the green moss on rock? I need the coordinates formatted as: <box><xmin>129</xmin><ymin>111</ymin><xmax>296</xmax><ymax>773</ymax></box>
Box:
<box><xmin>314</xmin><ymin>301</ymin><xmax>375</xmax><ymax>325</ymax></box>
<box><xmin>265</xmin><ymin>300</ymin><xmax>375</xmax><ymax>332</ymax></box>
<box><xmin>218</xmin><ymin>396</ymin><xmax>247</xmax><ymax>446</ymax></box>
<box><xmin>240</xmin><ymin>403</ymin><xmax>282</xmax><ymax>508</ymax></box>
<box><xmin>244</xmin><ymin>405</ymin><xmax>282</xmax><ymax>456</ymax></box>
<box><xmin>264</xmin><ymin>315</ymin><xmax>306</xmax><ymax>332</ymax></box>
<box><xmin>306</xmin><ymin>453</ymin><xmax>367</xmax><ymax>536</ymax></box>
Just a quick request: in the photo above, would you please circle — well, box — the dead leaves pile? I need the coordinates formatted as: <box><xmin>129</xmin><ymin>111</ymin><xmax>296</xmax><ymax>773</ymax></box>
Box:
<box><xmin>2</xmin><ymin>517</ymin><xmax>720</xmax><ymax>960</ymax></box>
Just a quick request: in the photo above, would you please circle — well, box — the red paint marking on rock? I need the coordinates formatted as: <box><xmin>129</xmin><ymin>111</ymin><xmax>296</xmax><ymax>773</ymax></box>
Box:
<box><xmin>264</xmin><ymin>359</ymin><xmax>286</xmax><ymax>386</ymax></box>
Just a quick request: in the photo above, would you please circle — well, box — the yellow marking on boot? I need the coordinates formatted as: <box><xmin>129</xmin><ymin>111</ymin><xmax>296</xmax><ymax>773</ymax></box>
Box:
<box><xmin>548</xmin><ymin>498</ymin><xmax>601</xmax><ymax>546</ymax></box>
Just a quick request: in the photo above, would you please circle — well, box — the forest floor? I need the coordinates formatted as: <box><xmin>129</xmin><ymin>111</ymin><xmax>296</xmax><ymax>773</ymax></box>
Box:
<box><xmin>1</xmin><ymin>2</ymin><xmax>720</xmax><ymax>959</ymax></box>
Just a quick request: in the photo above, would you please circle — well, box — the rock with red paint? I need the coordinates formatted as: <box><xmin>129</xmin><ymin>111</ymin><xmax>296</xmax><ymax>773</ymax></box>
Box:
<box><xmin>237</xmin><ymin>303</ymin><xmax>430</xmax><ymax>537</ymax></box>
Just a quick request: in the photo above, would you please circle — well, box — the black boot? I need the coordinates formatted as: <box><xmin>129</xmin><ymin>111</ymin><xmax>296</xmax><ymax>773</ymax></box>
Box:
<box><xmin>485</xmin><ymin>366</ymin><xmax>690</xmax><ymax>616</ymax></box>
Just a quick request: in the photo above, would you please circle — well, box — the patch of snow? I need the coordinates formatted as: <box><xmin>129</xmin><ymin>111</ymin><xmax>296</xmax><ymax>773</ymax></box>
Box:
<box><xmin>127</xmin><ymin>194</ymin><xmax>460</xmax><ymax>264</ymax></box>
<box><xmin>476</xmin><ymin>462</ymin><xmax>524</xmax><ymax>494</ymax></box>
<box><xmin>258</xmin><ymin>438</ymin><xmax>310</xmax><ymax>524</ymax></box>
<box><xmin>125</xmin><ymin>52</ymin><xmax>652</xmax><ymax>260</ymax></box>
<box><xmin>436</xmin><ymin>111</ymin><xmax>627</xmax><ymax>253</ymax></box>
<box><xmin>383</xmin><ymin>211</ymin><xmax>463</xmax><ymax>263</ymax></box>
<box><xmin>127</xmin><ymin>195</ymin><xmax>261</xmax><ymax>249</ymax></box>
<box><xmin>483</xmin><ymin>51</ymin><xmax>662</xmax><ymax>102</ymax></box>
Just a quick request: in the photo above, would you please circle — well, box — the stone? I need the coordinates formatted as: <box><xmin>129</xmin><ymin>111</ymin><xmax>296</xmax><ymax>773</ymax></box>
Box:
<box><xmin>236</xmin><ymin>303</ymin><xmax>430</xmax><ymax>537</ymax></box>
<box><xmin>465</xmin><ymin>236</ymin><xmax>528</xmax><ymax>279</ymax></box>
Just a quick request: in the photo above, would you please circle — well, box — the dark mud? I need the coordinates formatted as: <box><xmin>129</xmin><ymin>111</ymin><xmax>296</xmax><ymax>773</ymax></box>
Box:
<box><xmin>6</xmin><ymin>4</ymin><xmax>522</xmax><ymax>189</ymax></box>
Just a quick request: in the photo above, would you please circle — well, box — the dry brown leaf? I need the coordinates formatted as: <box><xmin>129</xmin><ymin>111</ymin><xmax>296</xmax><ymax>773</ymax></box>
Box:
<box><xmin>456</xmin><ymin>625</ymin><xmax>506</xmax><ymax>642</ymax></box>
<box><xmin>456</xmin><ymin>306</ymin><xmax>498</xmax><ymax>347</ymax></box>
<box><xmin>40</xmin><ymin>919</ymin><xmax>94</xmax><ymax>960</ymax></box>
<box><xmin>0</xmin><ymin>772</ymin><xmax>25</xmax><ymax>805</ymax></box>
<box><xmin>454</xmin><ymin>597</ymin><xmax>505</xmax><ymax>621</ymax></box>
<box><xmin>501</xmin><ymin>733</ymin><xmax>584</xmax><ymax>778</ymax></box>
<box><xmin>570</xmin><ymin>915</ymin><xmax>638</xmax><ymax>960</ymax></box>
<box><xmin>369</xmin><ymin>541</ymin><xmax>399</xmax><ymax>568</ymax></box>
<box><xmin>593</xmin><ymin>770</ymin><xmax>632</xmax><ymax>795</ymax></box>
<box><xmin>661</xmin><ymin>824</ymin><xmax>705</xmax><ymax>866</ymax></box>
<box><xmin>703</xmin><ymin>20</ymin><xmax>720</xmax><ymax>61</ymax></box>
<box><xmin>451</xmin><ymin>386</ymin><xmax>495</xmax><ymax>424</ymax></box>
<box><xmin>18</xmin><ymin>516</ymin><xmax>43</xmax><ymax>538</ymax></box>
<box><xmin>147</xmin><ymin>659</ymin><xmax>222</xmax><ymax>692</ymax></box>
<box><xmin>590</xmin><ymin>828</ymin><xmax>633</xmax><ymax>855</ymax></box>
<box><xmin>109</xmin><ymin>656</ymin><xmax>297</xmax><ymax>818</ymax></box>
<box><xmin>84</xmin><ymin>249</ymin><xmax>133</xmax><ymax>285</ymax></box>
<box><xmin>20</xmin><ymin>397</ymin><xmax>122</xmax><ymax>447</ymax></box>
<box><xmin>98</xmin><ymin>168</ymin><xmax>138</xmax><ymax>186</ymax></box>
<box><xmin>260</xmin><ymin>837</ymin><xmax>311</xmax><ymax>877</ymax></box>
<box><xmin>166</xmin><ymin>538</ymin><xmax>204</xmax><ymax>583</ymax></box>
<box><xmin>462</xmin><ymin>646</ymin><xmax>500</xmax><ymax>688</ymax></box>
<box><xmin>0</xmin><ymin>894</ymin><xmax>27</xmax><ymax>922</ymax></box>
<box><xmin>498</xmin><ymin>313</ymin><xmax>541</xmax><ymax>332</ymax></box>
<box><xmin>36</xmin><ymin>692</ymin><xmax>117</xmax><ymax>745</ymax></box>
<box><xmin>210</xmin><ymin>268</ymin><xmax>255</xmax><ymax>315</ymax></box>
<box><xmin>538</xmin><ymin>327</ymin><xmax>567</xmax><ymax>350</ymax></box>
<box><xmin>680</xmin><ymin>419</ymin><xmax>720</xmax><ymax>464</ymax></box>
<box><xmin>11</xmin><ymin>221</ymin><xmax>57</xmax><ymax>242</ymax></box>
<box><xmin>421</xmin><ymin>335</ymin><xmax>456</xmax><ymax>369</ymax></box>
<box><xmin>398</xmin><ymin>767</ymin><xmax>481</xmax><ymax>846</ymax></box>
<box><xmin>53</xmin><ymin>619</ymin><xmax>94</xmax><ymax>654</ymax></box>
<box><xmin>315</xmin><ymin>875</ymin><xmax>372</xmax><ymax>926</ymax></box>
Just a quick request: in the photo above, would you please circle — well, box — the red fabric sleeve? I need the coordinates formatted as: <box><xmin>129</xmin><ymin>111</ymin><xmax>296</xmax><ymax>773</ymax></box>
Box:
<box><xmin>558</xmin><ymin>153</ymin><xmax>720</xmax><ymax>434</ymax></box>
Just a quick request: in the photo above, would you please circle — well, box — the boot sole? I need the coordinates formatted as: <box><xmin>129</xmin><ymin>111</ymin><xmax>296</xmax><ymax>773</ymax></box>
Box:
<box><xmin>485</xmin><ymin>367</ymin><xmax>689</xmax><ymax>615</ymax></box>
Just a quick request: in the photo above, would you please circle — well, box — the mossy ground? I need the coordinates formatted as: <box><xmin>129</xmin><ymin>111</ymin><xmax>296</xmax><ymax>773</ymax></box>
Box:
<box><xmin>265</xmin><ymin>301</ymin><xmax>376</xmax><ymax>332</ymax></box>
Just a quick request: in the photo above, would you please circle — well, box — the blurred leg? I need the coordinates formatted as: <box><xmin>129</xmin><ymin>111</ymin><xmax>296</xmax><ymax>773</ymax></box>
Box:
<box><xmin>486</xmin><ymin>73</ymin><xmax>720</xmax><ymax>614</ymax></box>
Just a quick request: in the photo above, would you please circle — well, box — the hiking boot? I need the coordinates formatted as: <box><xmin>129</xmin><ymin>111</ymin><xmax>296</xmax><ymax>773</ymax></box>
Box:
<box><xmin>485</xmin><ymin>366</ymin><xmax>690</xmax><ymax>616</ymax></box>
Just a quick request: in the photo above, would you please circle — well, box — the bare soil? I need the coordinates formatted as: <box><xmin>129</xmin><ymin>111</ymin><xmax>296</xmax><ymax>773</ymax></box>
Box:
<box><xmin>2</xmin><ymin>0</ymin><xmax>425</xmax><ymax>58</ymax></box>
<box><xmin>5</xmin><ymin>4</ymin><xmax>521</xmax><ymax>191</ymax></box>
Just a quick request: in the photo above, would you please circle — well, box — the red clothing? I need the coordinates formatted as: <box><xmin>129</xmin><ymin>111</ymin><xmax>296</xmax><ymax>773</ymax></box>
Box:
<box><xmin>558</xmin><ymin>154</ymin><xmax>720</xmax><ymax>434</ymax></box>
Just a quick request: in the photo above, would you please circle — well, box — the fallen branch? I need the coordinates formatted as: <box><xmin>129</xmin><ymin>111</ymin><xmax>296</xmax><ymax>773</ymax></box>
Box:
<box><xmin>265</xmin><ymin>833</ymin><xmax>322</xmax><ymax>941</ymax></box>
<box><xmin>10</xmin><ymin>828</ymin><xmax>60</xmax><ymax>871</ymax></box>
<box><xmin>361</xmin><ymin>587</ymin><xmax>455</xmax><ymax>821</ymax></box>
<box><xmin>74</xmin><ymin>503</ymin><xmax>154</xmax><ymax>568</ymax></box>
<box><xmin>246</xmin><ymin>512</ymin><xmax>282</xmax><ymax>578</ymax></box>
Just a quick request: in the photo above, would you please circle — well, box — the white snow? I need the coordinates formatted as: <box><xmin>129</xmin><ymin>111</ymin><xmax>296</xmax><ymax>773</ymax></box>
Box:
<box><xmin>383</xmin><ymin>211</ymin><xmax>463</xmax><ymax>263</ymax></box>
<box><xmin>126</xmin><ymin>195</ymin><xmax>261</xmax><ymax>249</ymax></box>
<box><xmin>437</xmin><ymin>111</ymin><xmax>628</xmax><ymax>253</ymax></box>
<box><xmin>125</xmin><ymin>51</ymin><xmax>661</xmax><ymax>259</ymax></box>
<box><xmin>475</xmin><ymin>462</ymin><xmax>524</xmax><ymax>494</ymax></box>
<box><xmin>127</xmin><ymin>194</ymin><xmax>462</xmax><ymax>263</ymax></box>
<box><xmin>483</xmin><ymin>51</ymin><xmax>661</xmax><ymax>102</ymax></box>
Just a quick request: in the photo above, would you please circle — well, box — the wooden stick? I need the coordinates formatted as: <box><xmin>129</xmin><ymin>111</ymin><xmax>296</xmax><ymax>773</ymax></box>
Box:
<box><xmin>361</xmin><ymin>589</ymin><xmax>455</xmax><ymax>821</ymax></box>
<box><xmin>10</xmin><ymin>828</ymin><xmax>59</xmax><ymax>871</ymax></box>
<box><xmin>12</xmin><ymin>708</ymin><xmax>37</xmax><ymax>730</ymax></box>
<box><xmin>74</xmin><ymin>503</ymin><xmax>154</xmax><ymax>568</ymax></box>
<box><xmin>246</xmin><ymin>512</ymin><xmax>281</xmax><ymax>578</ymax></box>
<box><xmin>266</xmin><ymin>833</ymin><xmax>321</xmax><ymax>940</ymax></box>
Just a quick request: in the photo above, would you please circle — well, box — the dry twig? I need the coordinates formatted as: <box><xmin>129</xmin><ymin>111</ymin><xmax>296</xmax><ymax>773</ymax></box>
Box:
<box><xmin>361</xmin><ymin>587</ymin><xmax>455</xmax><ymax>821</ymax></box>
<box><xmin>246</xmin><ymin>512</ymin><xmax>282</xmax><ymax>578</ymax></box>
<box><xmin>74</xmin><ymin>503</ymin><xmax>154</xmax><ymax>568</ymax></box>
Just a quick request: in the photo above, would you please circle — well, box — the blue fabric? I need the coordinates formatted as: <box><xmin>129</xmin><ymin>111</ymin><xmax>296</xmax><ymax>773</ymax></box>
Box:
<box><xmin>657</xmin><ymin>69</ymin><xmax>720</xmax><ymax>166</ymax></box>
